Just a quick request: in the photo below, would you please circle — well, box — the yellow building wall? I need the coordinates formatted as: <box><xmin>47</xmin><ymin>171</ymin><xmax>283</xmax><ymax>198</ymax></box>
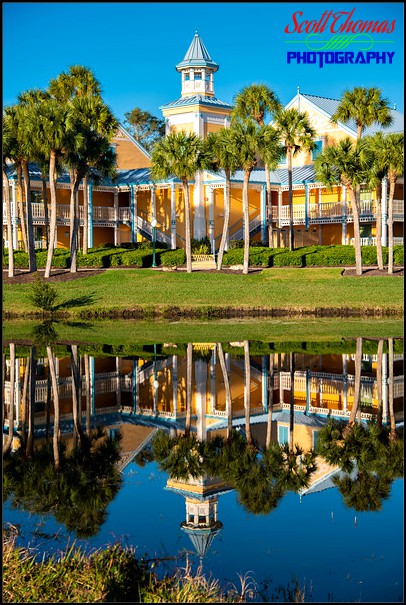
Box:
<box><xmin>93</xmin><ymin>227</ymin><xmax>114</xmax><ymax>247</ymax></box>
<box><xmin>321</xmin><ymin>224</ymin><xmax>343</xmax><ymax>245</ymax></box>
<box><xmin>204</xmin><ymin>122</ymin><xmax>225</xmax><ymax>137</ymax></box>
<box><xmin>92</xmin><ymin>190</ymin><xmax>114</xmax><ymax>207</ymax></box>
<box><xmin>112</xmin><ymin>137</ymin><xmax>151</xmax><ymax>169</ymax></box>
<box><xmin>170</xmin><ymin>123</ymin><xmax>195</xmax><ymax>135</ymax></box>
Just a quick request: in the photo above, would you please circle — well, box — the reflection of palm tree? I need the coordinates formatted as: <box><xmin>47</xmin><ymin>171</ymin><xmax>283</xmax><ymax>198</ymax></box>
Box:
<box><xmin>70</xmin><ymin>344</ymin><xmax>85</xmax><ymax>449</ymax></box>
<box><xmin>388</xmin><ymin>337</ymin><xmax>396</xmax><ymax>440</ymax></box>
<box><xmin>185</xmin><ymin>343</ymin><xmax>193</xmax><ymax>437</ymax></box>
<box><xmin>217</xmin><ymin>343</ymin><xmax>232</xmax><ymax>441</ymax></box>
<box><xmin>266</xmin><ymin>354</ymin><xmax>274</xmax><ymax>449</ymax></box>
<box><xmin>376</xmin><ymin>339</ymin><xmax>384</xmax><ymax>426</ymax></box>
<box><xmin>289</xmin><ymin>352</ymin><xmax>295</xmax><ymax>454</ymax></box>
<box><xmin>3</xmin><ymin>343</ymin><xmax>15</xmax><ymax>456</ymax></box>
<box><xmin>333</xmin><ymin>472</ymin><xmax>391</xmax><ymax>512</ymax></box>
<box><xmin>47</xmin><ymin>345</ymin><xmax>60</xmax><ymax>470</ymax></box>
<box><xmin>84</xmin><ymin>353</ymin><xmax>91</xmax><ymax>435</ymax></box>
<box><xmin>244</xmin><ymin>340</ymin><xmax>253</xmax><ymax>446</ymax></box>
<box><xmin>26</xmin><ymin>346</ymin><xmax>37</xmax><ymax>458</ymax></box>
<box><xmin>346</xmin><ymin>337</ymin><xmax>363</xmax><ymax>435</ymax></box>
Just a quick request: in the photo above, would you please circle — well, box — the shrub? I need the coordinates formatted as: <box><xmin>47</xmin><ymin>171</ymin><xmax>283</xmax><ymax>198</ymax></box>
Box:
<box><xmin>29</xmin><ymin>275</ymin><xmax>58</xmax><ymax>311</ymax></box>
<box><xmin>229</xmin><ymin>239</ymin><xmax>244</xmax><ymax>249</ymax></box>
<box><xmin>273</xmin><ymin>251</ymin><xmax>304</xmax><ymax>267</ymax></box>
<box><xmin>393</xmin><ymin>245</ymin><xmax>404</xmax><ymax>266</ymax></box>
<box><xmin>191</xmin><ymin>237</ymin><xmax>211</xmax><ymax>254</ymax></box>
<box><xmin>160</xmin><ymin>249</ymin><xmax>186</xmax><ymax>267</ymax></box>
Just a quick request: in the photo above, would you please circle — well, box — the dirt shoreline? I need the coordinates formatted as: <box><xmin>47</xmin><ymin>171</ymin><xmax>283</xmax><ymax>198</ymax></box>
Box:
<box><xmin>2</xmin><ymin>266</ymin><xmax>404</xmax><ymax>284</ymax></box>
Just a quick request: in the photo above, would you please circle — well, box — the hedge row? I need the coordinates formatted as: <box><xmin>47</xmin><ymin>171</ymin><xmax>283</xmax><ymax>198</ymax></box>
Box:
<box><xmin>3</xmin><ymin>246</ymin><xmax>186</xmax><ymax>269</ymax></box>
<box><xmin>222</xmin><ymin>245</ymin><xmax>404</xmax><ymax>267</ymax></box>
<box><xmin>4</xmin><ymin>244</ymin><xmax>403</xmax><ymax>269</ymax></box>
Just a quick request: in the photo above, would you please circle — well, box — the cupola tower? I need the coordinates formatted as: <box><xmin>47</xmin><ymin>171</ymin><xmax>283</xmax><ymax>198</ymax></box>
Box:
<box><xmin>176</xmin><ymin>31</ymin><xmax>219</xmax><ymax>98</ymax></box>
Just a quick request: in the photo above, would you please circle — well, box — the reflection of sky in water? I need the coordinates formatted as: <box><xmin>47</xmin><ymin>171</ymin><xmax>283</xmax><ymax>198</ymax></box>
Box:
<box><xmin>4</xmin><ymin>462</ymin><xmax>404</xmax><ymax>603</ymax></box>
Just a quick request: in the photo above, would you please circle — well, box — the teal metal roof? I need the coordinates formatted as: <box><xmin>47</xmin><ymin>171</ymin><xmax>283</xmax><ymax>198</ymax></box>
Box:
<box><xmin>160</xmin><ymin>94</ymin><xmax>232</xmax><ymax>110</ymax></box>
<box><xmin>176</xmin><ymin>32</ymin><xmax>219</xmax><ymax>71</ymax></box>
<box><xmin>301</xmin><ymin>92</ymin><xmax>404</xmax><ymax>136</ymax></box>
<box><xmin>207</xmin><ymin>165</ymin><xmax>316</xmax><ymax>186</ymax></box>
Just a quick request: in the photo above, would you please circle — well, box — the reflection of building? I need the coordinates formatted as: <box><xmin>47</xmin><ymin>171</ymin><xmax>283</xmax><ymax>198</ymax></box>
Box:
<box><xmin>3</xmin><ymin>32</ymin><xmax>403</xmax><ymax>251</ymax></box>
<box><xmin>3</xmin><ymin>346</ymin><xmax>404</xmax><ymax>442</ymax></box>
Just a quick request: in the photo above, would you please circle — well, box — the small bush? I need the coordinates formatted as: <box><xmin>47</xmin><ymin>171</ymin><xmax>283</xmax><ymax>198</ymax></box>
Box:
<box><xmin>191</xmin><ymin>237</ymin><xmax>211</xmax><ymax>255</ymax></box>
<box><xmin>229</xmin><ymin>239</ymin><xmax>244</xmax><ymax>249</ymax></box>
<box><xmin>29</xmin><ymin>275</ymin><xmax>58</xmax><ymax>311</ymax></box>
<box><xmin>160</xmin><ymin>249</ymin><xmax>186</xmax><ymax>267</ymax></box>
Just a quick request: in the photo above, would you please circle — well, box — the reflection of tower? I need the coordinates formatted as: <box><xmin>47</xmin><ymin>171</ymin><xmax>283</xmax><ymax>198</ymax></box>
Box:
<box><xmin>180</xmin><ymin>494</ymin><xmax>223</xmax><ymax>560</ymax></box>
<box><xmin>166</xmin><ymin>474</ymin><xmax>231</xmax><ymax>561</ymax></box>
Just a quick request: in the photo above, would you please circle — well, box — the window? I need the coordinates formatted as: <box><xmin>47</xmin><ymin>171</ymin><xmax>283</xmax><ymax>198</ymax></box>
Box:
<box><xmin>311</xmin><ymin>140</ymin><xmax>323</xmax><ymax>160</ymax></box>
<box><xmin>185</xmin><ymin>72</ymin><xmax>190</xmax><ymax>81</ymax></box>
<box><xmin>194</xmin><ymin>71</ymin><xmax>202</xmax><ymax>80</ymax></box>
<box><xmin>278</xmin><ymin>425</ymin><xmax>288</xmax><ymax>444</ymax></box>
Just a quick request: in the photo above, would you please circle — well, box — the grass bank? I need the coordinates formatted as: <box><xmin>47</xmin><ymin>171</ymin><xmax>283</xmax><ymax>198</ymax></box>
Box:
<box><xmin>3</xmin><ymin>537</ymin><xmax>244</xmax><ymax>603</ymax></box>
<box><xmin>3</xmin><ymin>268</ymin><xmax>404</xmax><ymax>319</ymax></box>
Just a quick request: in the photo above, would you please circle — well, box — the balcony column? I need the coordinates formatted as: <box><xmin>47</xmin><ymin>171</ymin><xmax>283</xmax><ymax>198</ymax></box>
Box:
<box><xmin>262</xmin><ymin>355</ymin><xmax>269</xmax><ymax>411</ymax></box>
<box><xmin>208</xmin><ymin>186</ymin><xmax>215</xmax><ymax>253</ymax></box>
<box><xmin>341</xmin><ymin>186</ymin><xmax>347</xmax><ymax>245</ymax></box>
<box><xmin>88</xmin><ymin>183</ymin><xmax>93</xmax><ymax>248</ymax></box>
<box><xmin>343</xmin><ymin>354</ymin><xmax>348</xmax><ymax>413</ymax></box>
<box><xmin>195</xmin><ymin>359</ymin><xmax>207</xmax><ymax>441</ymax></box>
<box><xmin>151</xmin><ymin>185</ymin><xmax>156</xmax><ymax>221</ymax></box>
<box><xmin>170</xmin><ymin>183</ymin><xmax>177</xmax><ymax>249</ymax></box>
<box><xmin>277</xmin><ymin>190</ymin><xmax>282</xmax><ymax>247</ymax></box>
<box><xmin>304</xmin><ymin>181</ymin><xmax>309</xmax><ymax>229</ymax></box>
<box><xmin>172</xmin><ymin>355</ymin><xmax>178</xmax><ymax>418</ymax></box>
<box><xmin>381</xmin><ymin>177</ymin><xmax>388</xmax><ymax>247</ymax></box>
<box><xmin>261</xmin><ymin>184</ymin><xmax>267</xmax><ymax>243</ymax></box>
<box><xmin>114</xmin><ymin>192</ymin><xmax>119</xmax><ymax>246</ymax></box>
<box><xmin>11</xmin><ymin>181</ymin><xmax>18</xmax><ymax>249</ymax></box>
<box><xmin>223</xmin><ymin>184</ymin><xmax>229</xmax><ymax>250</ymax></box>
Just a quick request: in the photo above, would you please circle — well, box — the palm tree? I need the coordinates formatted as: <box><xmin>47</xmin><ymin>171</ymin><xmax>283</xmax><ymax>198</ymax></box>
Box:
<box><xmin>331</xmin><ymin>87</ymin><xmax>393</xmax><ymax>141</ymax></box>
<box><xmin>233</xmin><ymin>84</ymin><xmax>282</xmax><ymax>246</ymax></box>
<box><xmin>205</xmin><ymin>128</ymin><xmax>241</xmax><ymax>270</ymax></box>
<box><xmin>2</xmin><ymin>116</ymin><xmax>15</xmax><ymax>277</ymax></box>
<box><xmin>314</xmin><ymin>137</ymin><xmax>374</xmax><ymax>275</ymax></box>
<box><xmin>27</xmin><ymin>98</ymin><xmax>68</xmax><ymax>278</ymax></box>
<box><xmin>151</xmin><ymin>132</ymin><xmax>210</xmax><ymax>272</ymax></box>
<box><xmin>3</xmin><ymin>106</ymin><xmax>28</xmax><ymax>253</ymax></box>
<box><xmin>229</xmin><ymin>120</ymin><xmax>262</xmax><ymax>274</ymax></box>
<box><xmin>274</xmin><ymin>108</ymin><xmax>316</xmax><ymax>251</ymax></box>
<box><xmin>366</xmin><ymin>133</ymin><xmax>404</xmax><ymax>274</ymax></box>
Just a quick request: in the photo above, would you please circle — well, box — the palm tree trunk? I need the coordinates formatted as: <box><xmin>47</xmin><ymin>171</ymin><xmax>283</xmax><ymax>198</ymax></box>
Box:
<box><xmin>47</xmin><ymin>345</ymin><xmax>60</xmax><ymax>470</ymax></box>
<box><xmin>22</xmin><ymin>160</ymin><xmax>37</xmax><ymax>273</ymax></box>
<box><xmin>287</xmin><ymin>149</ymin><xmax>294</xmax><ymax>251</ymax></box>
<box><xmin>183</xmin><ymin>180</ymin><xmax>192</xmax><ymax>273</ymax></box>
<box><xmin>388</xmin><ymin>337</ymin><xmax>395</xmax><ymax>440</ymax></box>
<box><xmin>349</xmin><ymin>188</ymin><xmax>363</xmax><ymax>276</ymax></box>
<box><xmin>3</xmin><ymin>169</ymin><xmax>14</xmax><ymax>277</ymax></box>
<box><xmin>217</xmin><ymin>342</ymin><xmax>232</xmax><ymax>441</ymax></box>
<box><xmin>375</xmin><ymin>183</ymin><xmax>383</xmax><ymax>270</ymax></box>
<box><xmin>45</xmin><ymin>151</ymin><xmax>57</xmax><ymax>278</ymax></box>
<box><xmin>16</xmin><ymin>163</ymin><xmax>28</xmax><ymax>252</ymax></box>
<box><xmin>289</xmin><ymin>352</ymin><xmax>295</xmax><ymax>453</ymax></box>
<box><xmin>217</xmin><ymin>173</ymin><xmax>231</xmax><ymax>270</ymax></box>
<box><xmin>376</xmin><ymin>339</ymin><xmax>383</xmax><ymax>426</ymax></box>
<box><xmin>266</xmin><ymin>354</ymin><xmax>274</xmax><ymax>448</ymax></box>
<box><xmin>26</xmin><ymin>346</ymin><xmax>37</xmax><ymax>458</ymax></box>
<box><xmin>3</xmin><ymin>343</ymin><xmax>15</xmax><ymax>456</ymax></box>
<box><xmin>185</xmin><ymin>343</ymin><xmax>192</xmax><ymax>436</ymax></box>
<box><xmin>83</xmin><ymin>175</ymin><xmax>89</xmax><ymax>255</ymax></box>
<box><xmin>387</xmin><ymin>177</ymin><xmax>395</xmax><ymax>274</ymax></box>
<box><xmin>265</xmin><ymin>164</ymin><xmax>273</xmax><ymax>247</ymax></box>
<box><xmin>243</xmin><ymin>170</ymin><xmax>251</xmax><ymax>275</ymax></box>
<box><xmin>244</xmin><ymin>340</ymin><xmax>252</xmax><ymax>446</ymax></box>
<box><xmin>42</xmin><ymin>176</ymin><xmax>50</xmax><ymax>248</ymax></box>
<box><xmin>45</xmin><ymin>370</ymin><xmax>51</xmax><ymax>442</ymax></box>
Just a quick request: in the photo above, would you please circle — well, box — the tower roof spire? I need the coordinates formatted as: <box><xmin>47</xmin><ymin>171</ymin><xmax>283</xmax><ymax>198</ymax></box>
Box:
<box><xmin>176</xmin><ymin>32</ymin><xmax>219</xmax><ymax>71</ymax></box>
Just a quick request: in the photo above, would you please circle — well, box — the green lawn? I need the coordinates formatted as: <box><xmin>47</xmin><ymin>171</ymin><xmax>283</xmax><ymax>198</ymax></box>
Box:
<box><xmin>3</xmin><ymin>268</ymin><xmax>404</xmax><ymax>318</ymax></box>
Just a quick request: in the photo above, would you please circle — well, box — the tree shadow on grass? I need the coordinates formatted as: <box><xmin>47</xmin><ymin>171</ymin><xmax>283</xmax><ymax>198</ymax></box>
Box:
<box><xmin>55</xmin><ymin>293</ymin><xmax>98</xmax><ymax>310</ymax></box>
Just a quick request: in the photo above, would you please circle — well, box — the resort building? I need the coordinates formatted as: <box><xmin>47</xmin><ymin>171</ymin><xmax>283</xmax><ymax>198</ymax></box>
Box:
<box><xmin>3</xmin><ymin>32</ymin><xmax>404</xmax><ymax>251</ymax></box>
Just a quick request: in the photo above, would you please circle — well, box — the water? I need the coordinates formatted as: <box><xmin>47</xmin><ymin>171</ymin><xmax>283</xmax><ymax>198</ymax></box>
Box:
<box><xmin>3</xmin><ymin>330</ymin><xmax>404</xmax><ymax>602</ymax></box>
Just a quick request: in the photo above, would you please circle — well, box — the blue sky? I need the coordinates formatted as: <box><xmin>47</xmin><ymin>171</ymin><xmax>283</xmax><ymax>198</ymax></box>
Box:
<box><xmin>3</xmin><ymin>2</ymin><xmax>404</xmax><ymax>123</ymax></box>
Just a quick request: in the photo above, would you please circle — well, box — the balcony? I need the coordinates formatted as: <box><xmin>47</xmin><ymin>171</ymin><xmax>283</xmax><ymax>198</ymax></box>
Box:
<box><xmin>272</xmin><ymin>200</ymin><xmax>378</xmax><ymax>226</ymax></box>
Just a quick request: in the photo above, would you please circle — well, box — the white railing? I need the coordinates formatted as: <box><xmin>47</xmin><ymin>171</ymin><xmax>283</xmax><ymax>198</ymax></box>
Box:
<box><xmin>92</xmin><ymin>206</ymin><xmax>115</xmax><ymax>221</ymax></box>
<box><xmin>349</xmin><ymin>236</ymin><xmax>403</xmax><ymax>246</ymax></box>
<box><xmin>118</xmin><ymin>207</ymin><xmax>131</xmax><ymax>221</ymax></box>
<box><xmin>393</xmin><ymin>200</ymin><xmax>404</xmax><ymax>215</ymax></box>
<box><xmin>274</xmin><ymin>200</ymin><xmax>378</xmax><ymax>225</ymax></box>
